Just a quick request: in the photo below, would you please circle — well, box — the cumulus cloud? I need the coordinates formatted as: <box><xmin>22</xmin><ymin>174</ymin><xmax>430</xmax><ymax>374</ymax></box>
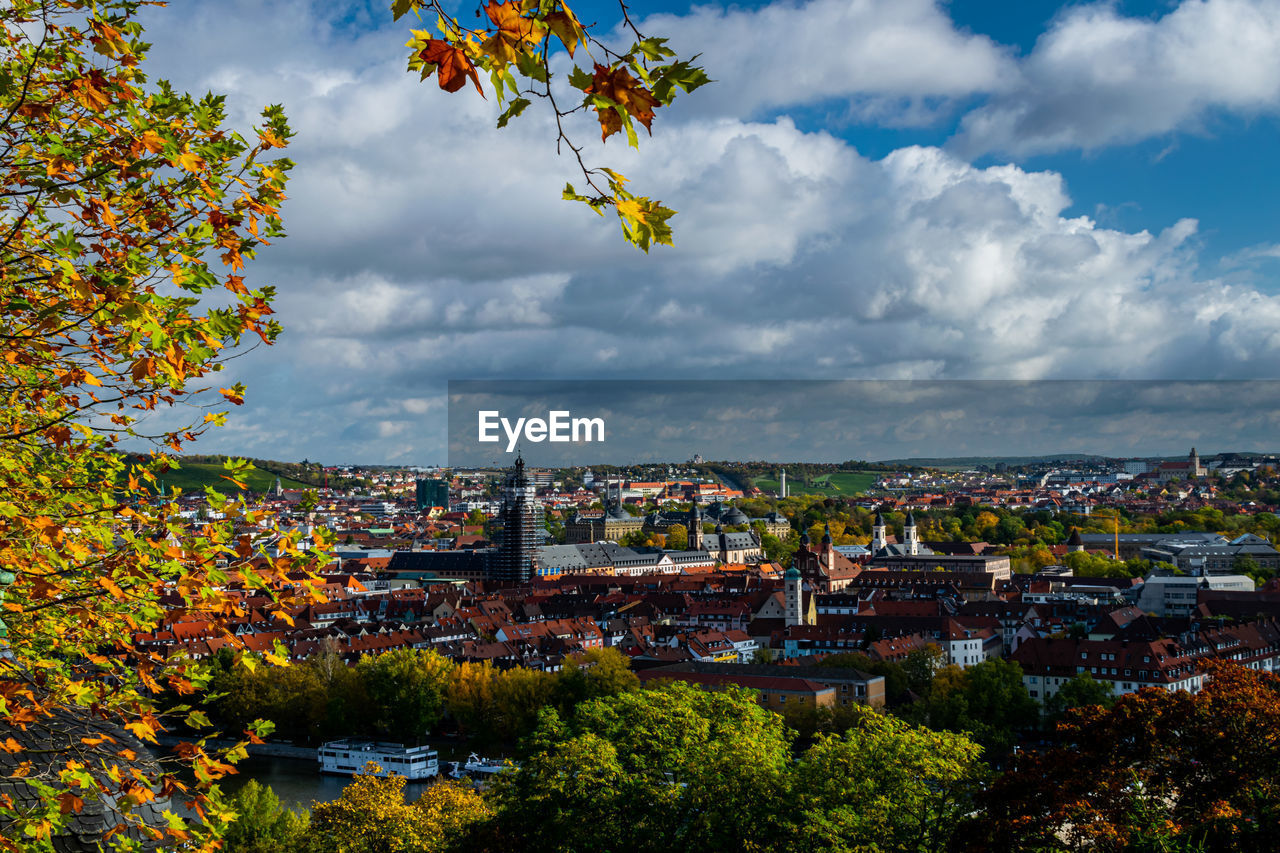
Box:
<box><xmin>127</xmin><ymin>0</ymin><xmax>1280</xmax><ymax>462</ymax></box>
<box><xmin>633</xmin><ymin>0</ymin><xmax>1016</xmax><ymax>123</ymax></box>
<box><xmin>954</xmin><ymin>0</ymin><xmax>1280</xmax><ymax>156</ymax></box>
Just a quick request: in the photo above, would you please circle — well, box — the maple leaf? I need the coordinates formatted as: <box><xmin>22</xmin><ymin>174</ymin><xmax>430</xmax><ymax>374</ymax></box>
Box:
<box><xmin>420</xmin><ymin>39</ymin><xmax>484</xmax><ymax>95</ymax></box>
<box><xmin>57</xmin><ymin>792</ymin><xmax>85</xmax><ymax>815</ymax></box>
<box><xmin>585</xmin><ymin>63</ymin><xmax>659</xmax><ymax>141</ymax></box>
<box><xmin>480</xmin><ymin>1</ymin><xmax>546</xmax><ymax>66</ymax></box>
<box><xmin>544</xmin><ymin>5</ymin><xmax>584</xmax><ymax>57</ymax></box>
<box><xmin>177</xmin><ymin>149</ymin><xmax>207</xmax><ymax>172</ymax></box>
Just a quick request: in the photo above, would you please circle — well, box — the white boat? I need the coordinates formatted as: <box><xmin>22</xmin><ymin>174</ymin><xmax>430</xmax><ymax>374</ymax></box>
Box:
<box><xmin>449</xmin><ymin>752</ymin><xmax>514</xmax><ymax>778</ymax></box>
<box><xmin>317</xmin><ymin>740</ymin><xmax>439</xmax><ymax>780</ymax></box>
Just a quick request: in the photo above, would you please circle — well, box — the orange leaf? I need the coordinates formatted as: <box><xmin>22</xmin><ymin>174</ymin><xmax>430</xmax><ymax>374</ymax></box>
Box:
<box><xmin>586</xmin><ymin>64</ymin><xmax>659</xmax><ymax>140</ymax></box>
<box><xmin>545</xmin><ymin>7</ymin><xmax>583</xmax><ymax>57</ymax></box>
<box><xmin>420</xmin><ymin>40</ymin><xmax>484</xmax><ymax>95</ymax></box>
<box><xmin>57</xmin><ymin>792</ymin><xmax>84</xmax><ymax>814</ymax></box>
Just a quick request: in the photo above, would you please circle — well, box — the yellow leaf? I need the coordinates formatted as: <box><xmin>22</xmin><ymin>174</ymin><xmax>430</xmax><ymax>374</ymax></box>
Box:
<box><xmin>177</xmin><ymin>150</ymin><xmax>206</xmax><ymax>173</ymax></box>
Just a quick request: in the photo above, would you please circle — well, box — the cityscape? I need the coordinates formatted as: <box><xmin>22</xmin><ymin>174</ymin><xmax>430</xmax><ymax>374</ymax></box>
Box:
<box><xmin>7</xmin><ymin>0</ymin><xmax>1280</xmax><ymax>851</ymax></box>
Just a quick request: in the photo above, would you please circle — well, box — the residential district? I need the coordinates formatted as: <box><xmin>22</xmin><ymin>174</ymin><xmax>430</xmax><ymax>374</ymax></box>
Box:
<box><xmin>138</xmin><ymin>448</ymin><xmax>1280</xmax><ymax>714</ymax></box>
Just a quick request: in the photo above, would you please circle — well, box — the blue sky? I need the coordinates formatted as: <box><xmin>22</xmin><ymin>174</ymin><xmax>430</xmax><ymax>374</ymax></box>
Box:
<box><xmin>131</xmin><ymin>0</ymin><xmax>1280</xmax><ymax>463</ymax></box>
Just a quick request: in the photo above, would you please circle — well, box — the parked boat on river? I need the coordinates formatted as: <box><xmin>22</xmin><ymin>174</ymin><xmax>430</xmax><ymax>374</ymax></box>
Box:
<box><xmin>317</xmin><ymin>740</ymin><xmax>439</xmax><ymax>780</ymax></box>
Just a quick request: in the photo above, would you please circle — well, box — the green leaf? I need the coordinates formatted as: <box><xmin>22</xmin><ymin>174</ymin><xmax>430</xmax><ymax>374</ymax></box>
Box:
<box><xmin>497</xmin><ymin>97</ymin><xmax>531</xmax><ymax>129</ymax></box>
<box><xmin>567</xmin><ymin>65</ymin><xmax>593</xmax><ymax>91</ymax></box>
<box><xmin>514</xmin><ymin>50</ymin><xmax>548</xmax><ymax>83</ymax></box>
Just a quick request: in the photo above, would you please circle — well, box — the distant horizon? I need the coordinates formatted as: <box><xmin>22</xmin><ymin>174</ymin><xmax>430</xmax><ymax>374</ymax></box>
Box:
<box><xmin>181</xmin><ymin>446</ymin><xmax>1279</xmax><ymax>471</ymax></box>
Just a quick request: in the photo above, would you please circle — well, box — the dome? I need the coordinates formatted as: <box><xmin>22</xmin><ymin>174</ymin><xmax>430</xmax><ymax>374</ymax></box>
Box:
<box><xmin>722</xmin><ymin>507</ymin><xmax>749</xmax><ymax>526</ymax></box>
<box><xmin>785</xmin><ymin>567</ymin><xmax>801</xmax><ymax>579</ymax></box>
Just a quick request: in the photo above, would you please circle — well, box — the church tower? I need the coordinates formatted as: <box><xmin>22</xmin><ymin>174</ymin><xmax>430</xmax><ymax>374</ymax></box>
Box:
<box><xmin>689</xmin><ymin>501</ymin><xmax>704</xmax><ymax>551</ymax></box>
<box><xmin>784</xmin><ymin>567</ymin><xmax>804</xmax><ymax>627</ymax></box>
<box><xmin>1189</xmin><ymin>447</ymin><xmax>1202</xmax><ymax>478</ymax></box>
<box><xmin>871</xmin><ymin>512</ymin><xmax>887</xmax><ymax>553</ymax></box>
<box><xmin>904</xmin><ymin>511</ymin><xmax>919</xmax><ymax>556</ymax></box>
<box><xmin>822</xmin><ymin>523</ymin><xmax>835</xmax><ymax>568</ymax></box>
<box><xmin>493</xmin><ymin>454</ymin><xmax>542</xmax><ymax>582</ymax></box>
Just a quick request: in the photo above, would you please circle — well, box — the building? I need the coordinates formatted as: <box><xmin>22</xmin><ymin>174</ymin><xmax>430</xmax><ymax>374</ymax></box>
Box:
<box><xmin>415</xmin><ymin>478</ymin><xmax>450</xmax><ymax>512</ymax></box>
<box><xmin>565</xmin><ymin>502</ymin><xmax>644</xmax><ymax>543</ymax></box>
<box><xmin>1135</xmin><ymin>574</ymin><xmax>1255</xmax><ymax>617</ymax></box>
<box><xmin>869</xmin><ymin>553</ymin><xmax>1011</xmax><ymax>581</ymax></box>
<box><xmin>1141</xmin><ymin>533</ymin><xmax>1280</xmax><ymax>576</ymax></box>
<box><xmin>792</xmin><ymin>526</ymin><xmax>863</xmax><ymax>592</ymax></box>
<box><xmin>490</xmin><ymin>456</ymin><xmax>543</xmax><ymax>583</ymax></box>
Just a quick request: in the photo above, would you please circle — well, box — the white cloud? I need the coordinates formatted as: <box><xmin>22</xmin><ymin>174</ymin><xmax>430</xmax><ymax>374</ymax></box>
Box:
<box><xmin>954</xmin><ymin>0</ymin><xmax>1280</xmax><ymax>156</ymax></box>
<box><xmin>126</xmin><ymin>0</ymin><xmax>1280</xmax><ymax>463</ymax></box>
<box><xmin>636</xmin><ymin>0</ymin><xmax>1016</xmax><ymax>121</ymax></box>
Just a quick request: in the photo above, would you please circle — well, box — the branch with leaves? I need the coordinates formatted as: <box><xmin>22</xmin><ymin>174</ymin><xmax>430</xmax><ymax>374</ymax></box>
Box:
<box><xmin>394</xmin><ymin>0</ymin><xmax>710</xmax><ymax>251</ymax></box>
<box><xmin>0</xmin><ymin>1</ymin><xmax>329</xmax><ymax>848</ymax></box>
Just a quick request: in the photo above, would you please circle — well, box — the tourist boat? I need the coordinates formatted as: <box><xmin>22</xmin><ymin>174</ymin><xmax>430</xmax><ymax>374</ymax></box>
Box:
<box><xmin>448</xmin><ymin>752</ymin><xmax>514</xmax><ymax>778</ymax></box>
<box><xmin>317</xmin><ymin>739</ymin><xmax>439</xmax><ymax>780</ymax></box>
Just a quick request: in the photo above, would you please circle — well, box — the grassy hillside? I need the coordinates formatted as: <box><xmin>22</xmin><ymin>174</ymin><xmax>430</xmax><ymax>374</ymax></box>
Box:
<box><xmin>140</xmin><ymin>461</ymin><xmax>312</xmax><ymax>495</ymax></box>
<box><xmin>754</xmin><ymin>470</ymin><xmax>878</xmax><ymax>497</ymax></box>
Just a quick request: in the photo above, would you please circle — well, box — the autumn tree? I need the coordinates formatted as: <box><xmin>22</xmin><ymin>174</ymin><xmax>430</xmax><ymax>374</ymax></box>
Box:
<box><xmin>394</xmin><ymin>0</ymin><xmax>709</xmax><ymax>251</ymax></box>
<box><xmin>967</xmin><ymin>663</ymin><xmax>1280</xmax><ymax>852</ymax></box>
<box><xmin>309</xmin><ymin>765</ymin><xmax>425</xmax><ymax>853</ymax></box>
<box><xmin>0</xmin><ymin>0</ymin><xmax>321</xmax><ymax>846</ymax></box>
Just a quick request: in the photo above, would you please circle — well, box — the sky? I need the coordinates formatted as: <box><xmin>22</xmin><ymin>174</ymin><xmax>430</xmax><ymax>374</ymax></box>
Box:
<box><xmin>132</xmin><ymin>0</ymin><xmax>1280</xmax><ymax>464</ymax></box>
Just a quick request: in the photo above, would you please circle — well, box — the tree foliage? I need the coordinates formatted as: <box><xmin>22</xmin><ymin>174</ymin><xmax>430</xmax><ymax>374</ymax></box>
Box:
<box><xmin>969</xmin><ymin>663</ymin><xmax>1280</xmax><ymax>852</ymax></box>
<box><xmin>484</xmin><ymin>682</ymin><xmax>985</xmax><ymax>853</ymax></box>
<box><xmin>792</xmin><ymin>709</ymin><xmax>986</xmax><ymax>853</ymax></box>
<box><xmin>223</xmin><ymin>780</ymin><xmax>310</xmax><ymax>853</ymax></box>
<box><xmin>0</xmin><ymin>0</ymin><xmax>321</xmax><ymax>845</ymax></box>
<box><xmin>393</xmin><ymin>0</ymin><xmax>710</xmax><ymax>251</ymax></box>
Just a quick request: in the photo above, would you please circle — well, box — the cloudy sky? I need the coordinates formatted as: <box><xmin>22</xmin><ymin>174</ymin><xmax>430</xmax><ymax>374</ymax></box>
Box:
<box><xmin>135</xmin><ymin>0</ymin><xmax>1280</xmax><ymax>464</ymax></box>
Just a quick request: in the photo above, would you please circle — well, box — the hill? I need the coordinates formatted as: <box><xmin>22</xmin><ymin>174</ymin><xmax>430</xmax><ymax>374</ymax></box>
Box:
<box><xmin>753</xmin><ymin>470</ymin><xmax>878</xmax><ymax>497</ymax></box>
<box><xmin>133</xmin><ymin>459</ymin><xmax>314</xmax><ymax>495</ymax></box>
<box><xmin>875</xmin><ymin>454</ymin><xmax>1106</xmax><ymax>469</ymax></box>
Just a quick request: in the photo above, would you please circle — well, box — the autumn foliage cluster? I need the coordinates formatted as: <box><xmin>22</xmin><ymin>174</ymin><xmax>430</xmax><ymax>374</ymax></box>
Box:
<box><xmin>0</xmin><ymin>0</ymin><xmax>326</xmax><ymax>847</ymax></box>
<box><xmin>396</xmin><ymin>0</ymin><xmax>709</xmax><ymax>251</ymax></box>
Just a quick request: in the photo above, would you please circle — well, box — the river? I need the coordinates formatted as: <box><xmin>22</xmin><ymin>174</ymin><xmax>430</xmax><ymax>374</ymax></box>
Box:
<box><xmin>222</xmin><ymin>743</ymin><xmax>497</xmax><ymax>812</ymax></box>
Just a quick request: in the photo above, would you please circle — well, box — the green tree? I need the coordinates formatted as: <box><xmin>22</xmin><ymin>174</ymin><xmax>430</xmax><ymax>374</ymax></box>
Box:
<box><xmin>915</xmin><ymin>659</ymin><xmax>1037</xmax><ymax>756</ymax></box>
<box><xmin>488</xmin><ymin>665</ymin><xmax>558</xmax><ymax>741</ymax></box>
<box><xmin>901</xmin><ymin>644</ymin><xmax>949</xmax><ymax>699</ymax></box>
<box><xmin>790</xmin><ymin>707</ymin><xmax>986</xmax><ymax>853</ymax></box>
<box><xmin>224</xmin><ymin>780</ymin><xmax>310</xmax><ymax>853</ymax></box>
<box><xmin>555</xmin><ymin>646</ymin><xmax>640</xmax><ymax>712</ymax></box>
<box><xmin>1045</xmin><ymin>671</ymin><xmax>1117</xmax><ymax>721</ymax></box>
<box><xmin>357</xmin><ymin>649</ymin><xmax>454</xmax><ymax>743</ymax></box>
<box><xmin>489</xmin><ymin>682</ymin><xmax>792</xmax><ymax>852</ymax></box>
<box><xmin>665</xmin><ymin>522</ymin><xmax>688</xmax><ymax>551</ymax></box>
<box><xmin>1234</xmin><ymin>554</ymin><xmax>1272</xmax><ymax>586</ymax></box>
